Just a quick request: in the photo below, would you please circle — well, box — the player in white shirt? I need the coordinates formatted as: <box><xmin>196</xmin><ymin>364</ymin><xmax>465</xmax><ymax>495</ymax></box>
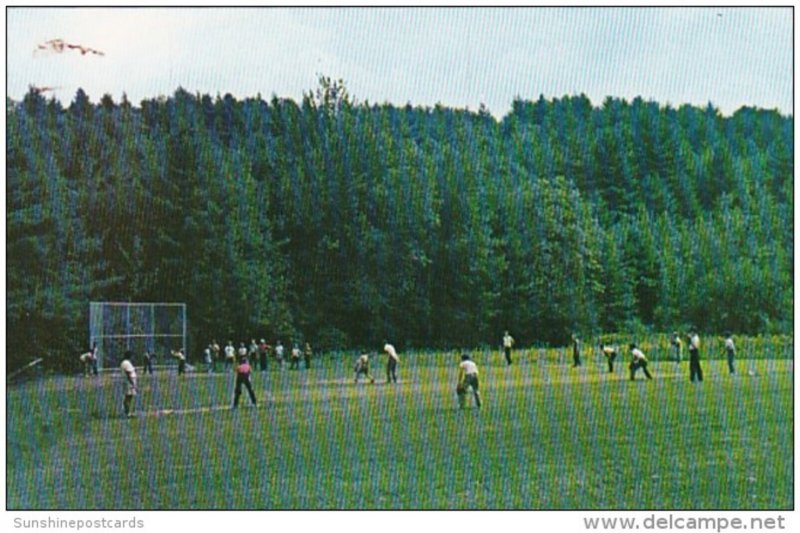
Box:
<box><xmin>274</xmin><ymin>341</ymin><xmax>285</xmax><ymax>369</ymax></box>
<box><xmin>628</xmin><ymin>344</ymin><xmax>653</xmax><ymax>381</ymax></box>
<box><xmin>502</xmin><ymin>331</ymin><xmax>514</xmax><ymax>366</ymax></box>
<box><xmin>79</xmin><ymin>350</ymin><xmax>94</xmax><ymax>377</ymax></box>
<box><xmin>171</xmin><ymin>348</ymin><xmax>187</xmax><ymax>375</ymax></box>
<box><xmin>89</xmin><ymin>342</ymin><xmax>98</xmax><ymax>375</ymax></box>
<box><xmin>79</xmin><ymin>342</ymin><xmax>98</xmax><ymax>376</ymax></box>
<box><xmin>724</xmin><ymin>332</ymin><xmax>736</xmax><ymax>375</ymax></box>
<box><xmin>600</xmin><ymin>343</ymin><xmax>618</xmax><ymax>373</ymax></box>
<box><xmin>248</xmin><ymin>339</ymin><xmax>259</xmax><ymax>361</ymax></box>
<box><xmin>688</xmin><ymin>329</ymin><xmax>703</xmax><ymax>382</ymax></box>
<box><xmin>384</xmin><ymin>343</ymin><xmax>399</xmax><ymax>383</ymax></box>
<box><xmin>354</xmin><ymin>353</ymin><xmax>375</xmax><ymax>384</ymax></box>
<box><xmin>457</xmin><ymin>354</ymin><xmax>482</xmax><ymax>409</ymax></box>
<box><xmin>120</xmin><ymin>351</ymin><xmax>138</xmax><ymax>417</ymax></box>
<box><xmin>224</xmin><ymin>341</ymin><xmax>236</xmax><ymax>371</ymax></box>
<box><xmin>203</xmin><ymin>345</ymin><xmax>213</xmax><ymax>373</ymax></box>
<box><xmin>290</xmin><ymin>342</ymin><xmax>301</xmax><ymax>370</ymax></box>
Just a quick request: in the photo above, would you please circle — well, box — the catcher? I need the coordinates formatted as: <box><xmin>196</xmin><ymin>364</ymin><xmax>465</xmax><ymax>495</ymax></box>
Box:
<box><xmin>457</xmin><ymin>354</ymin><xmax>482</xmax><ymax>409</ymax></box>
<box><xmin>354</xmin><ymin>353</ymin><xmax>376</xmax><ymax>384</ymax></box>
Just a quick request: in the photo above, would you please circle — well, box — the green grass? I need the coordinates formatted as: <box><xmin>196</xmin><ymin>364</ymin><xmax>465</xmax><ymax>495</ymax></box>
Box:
<box><xmin>6</xmin><ymin>352</ymin><xmax>793</xmax><ymax>510</ymax></box>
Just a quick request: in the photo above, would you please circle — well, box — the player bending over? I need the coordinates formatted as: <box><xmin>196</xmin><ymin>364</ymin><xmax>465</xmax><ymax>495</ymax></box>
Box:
<box><xmin>628</xmin><ymin>343</ymin><xmax>653</xmax><ymax>381</ymax></box>
<box><xmin>79</xmin><ymin>349</ymin><xmax>95</xmax><ymax>377</ymax></box>
<box><xmin>120</xmin><ymin>351</ymin><xmax>138</xmax><ymax>417</ymax></box>
<box><xmin>354</xmin><ymin>353</ymin><xmax>376</xmax><ymax>384</ymax></box>
<box><xmin>171</xmin><ymin>349</ymin><xmax>187</xmax><ymax>375</ymax></box>
<box><xmin>600</xmin><ymin>343</ymin><xmax>618</xmax><ymax>373</ymax></box>
<box><xmin>457</xmin><ymin>354</ymin><xmax>482</xmax><ymax>409</ymax></box>
<box><xmin>384</xmin><ymin>342</ymin><xmax>399</xmax><ymax>383</ymax></box>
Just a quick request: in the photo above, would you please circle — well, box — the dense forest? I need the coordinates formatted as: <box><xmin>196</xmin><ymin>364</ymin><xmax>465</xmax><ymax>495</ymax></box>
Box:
<box><xmin>6</xmin><ymin>79</ymin><xmax>793</xmax><ymax>370</ymax></box>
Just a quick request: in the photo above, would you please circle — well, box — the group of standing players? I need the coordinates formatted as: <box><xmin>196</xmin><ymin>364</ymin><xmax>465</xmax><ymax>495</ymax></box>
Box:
<box><xmin>501</xmin><ymin>328</ymin><xmax>738</xmax><ymax>383</ymax></box>
<box><xmin>204</xmin><ymin>339</ymin><xmax>314</xmax><ymax>374</ymax></box>
<box><xmin>112</xmin><ymin>339</ymin><xmax>477</xmax><ymax>417</ymax></box>
<box><xmin>87</xmin><ymin>337</ymin><xmax>313</xmax><ymax>417</ymax></box>
<box><xmin>110</xmin><ymin>328</ymin><xmax>738</xmax><ymax>417</ymax></box>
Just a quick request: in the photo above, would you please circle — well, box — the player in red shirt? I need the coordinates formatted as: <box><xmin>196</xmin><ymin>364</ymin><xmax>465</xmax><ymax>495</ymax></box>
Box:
<box><xmin>233</xmin><ymin>356</ymin><xmax>257</xmax><ymax>408</ymax></box>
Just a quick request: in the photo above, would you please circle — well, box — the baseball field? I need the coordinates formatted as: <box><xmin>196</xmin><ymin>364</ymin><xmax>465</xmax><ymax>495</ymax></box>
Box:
<box><xmin>6</xmin><ymin>345</ymin><xmax>793</xmax><ymax>510</ymax></box>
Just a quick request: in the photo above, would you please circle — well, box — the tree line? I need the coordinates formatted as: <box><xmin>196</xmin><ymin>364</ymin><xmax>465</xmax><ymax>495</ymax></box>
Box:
<box><xmin>6</xmin><ymin>79</ymin><xmax>793</xmax><ymax>371</ymax></box>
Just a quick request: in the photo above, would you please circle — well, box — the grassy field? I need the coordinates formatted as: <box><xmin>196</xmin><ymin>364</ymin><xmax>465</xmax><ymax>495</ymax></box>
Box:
<box><xmin>6</xmin><ymin>350</ymin><xmax>793</xmax><ymax>510</ymax></box>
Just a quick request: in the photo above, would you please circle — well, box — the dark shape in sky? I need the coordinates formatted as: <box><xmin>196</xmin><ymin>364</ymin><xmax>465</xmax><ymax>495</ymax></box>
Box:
<box><xmin>35</xmin><ymin>38</ymin><xmax>105</xmax><ymax>56</ymax></box>
<box><xmin>30</xmin><ymin>84</ymin><xmax>60</xmax><ymax>94</ymax></box>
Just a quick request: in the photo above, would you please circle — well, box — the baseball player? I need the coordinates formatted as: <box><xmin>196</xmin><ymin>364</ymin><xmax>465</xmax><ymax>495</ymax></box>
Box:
<box><xmin>629</xmin><ymin>343</ymin><xmax>653</xmax><ymax>381</ymax></box>
<box><xmin>120</xmin><ymin>351</ymin><xmax>138</xmax><ymax>417</ymax></box>
<box><xmin>457</xmin><ymin>354</ymin><xmax>482</xmax><ymax>409</ymax></box>
<box><xmin>354</xmin><ymin>353</ymin><xmax>376</xmax><ymax>384</ymax></box>
<box><xmin>384</xmin><ymin>342</ymin><xmax>399</xmax><ymax>383</ymax></box>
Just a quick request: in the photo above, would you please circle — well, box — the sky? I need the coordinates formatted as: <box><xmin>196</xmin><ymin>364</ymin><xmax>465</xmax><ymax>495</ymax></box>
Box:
<box><xmin>5</xmin><ymin>6</ymin><xmax>794</xmax><ymax>117</ymax></box>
